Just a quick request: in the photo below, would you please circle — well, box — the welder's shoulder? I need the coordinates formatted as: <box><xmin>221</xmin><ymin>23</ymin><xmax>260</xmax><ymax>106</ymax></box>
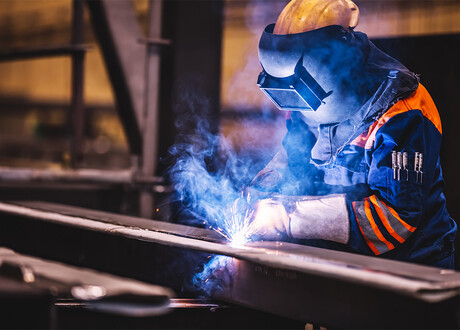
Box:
<box><xmin>351</xmin><ymin>84</ymin><xmax>442</xmax><ymax>150</ymax></box>
<box><xmin>382</xmin><ymin>83</ymin><xmax>442</xmax><ymax>135</ymax></box>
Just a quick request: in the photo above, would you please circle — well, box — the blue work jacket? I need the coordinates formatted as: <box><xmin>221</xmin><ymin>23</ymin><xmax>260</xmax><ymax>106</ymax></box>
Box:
<box><xmin>271</xmin><ymin>35</ymin><xmax>457</xmax><ymax>267</ymax></box>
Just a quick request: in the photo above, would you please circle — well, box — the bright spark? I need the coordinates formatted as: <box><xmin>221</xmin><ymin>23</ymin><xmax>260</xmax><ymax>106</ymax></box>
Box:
<box><xmin>211</xmin><ymin>193</ymin><xmax>255</xmax><ymax>247</ymax></box>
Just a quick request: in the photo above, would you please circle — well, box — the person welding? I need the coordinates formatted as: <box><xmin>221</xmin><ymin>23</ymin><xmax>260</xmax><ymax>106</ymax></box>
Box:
<box><xmin>248</xmin><ymin>0</ymin><xmax>457</xmax><ymax>268</ymax></box>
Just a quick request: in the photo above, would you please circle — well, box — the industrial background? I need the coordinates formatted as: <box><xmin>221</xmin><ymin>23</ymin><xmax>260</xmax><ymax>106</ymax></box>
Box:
<box><xmin>0</xmin><ymin>0</ymin><xmax>460</xmax><ymax>328</ymax></box>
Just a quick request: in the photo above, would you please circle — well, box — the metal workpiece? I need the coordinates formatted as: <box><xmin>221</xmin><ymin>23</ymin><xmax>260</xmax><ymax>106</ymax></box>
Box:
<box><xmin>215</xmin><ymin>255</ymin><xmax>460</xmax><ymax>329</ymax></box>
<box><xmin>0</xmin><ymin>247</ymin><xmax>174</xmax><ymax>317</ymax></box>
<box><xmin>0</xmin><ymin>166</ymin><xmax>168</xmax><ymax>190</ymax></box>
<box><xmin>1</xmin><ymin>201</ymin><xmax>460</xmax><ymax>327</ymax></box>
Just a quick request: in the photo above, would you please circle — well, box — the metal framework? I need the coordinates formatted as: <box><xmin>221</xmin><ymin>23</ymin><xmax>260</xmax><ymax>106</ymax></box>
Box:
<box><xmin>0</xmin><ymin>0</ymin><xmax>87</xmax><ymax>167</ymax></box>
<box><xmin>85</xmin><ymin>0</ymin><xmax>145</xmax><ymax>155</ymax></box>
<box><xmin>0</xmin><ymin>0</ymin><xmax>224</xmax><ymax>219</ymax></box>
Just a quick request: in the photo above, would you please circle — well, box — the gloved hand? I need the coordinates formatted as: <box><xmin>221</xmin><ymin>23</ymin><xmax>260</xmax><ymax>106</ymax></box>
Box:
<box><xmin>249</xmin><ymin>198</ymin><xmax>290</xmax><ymax>240</ymax></box>
<box><xmin>248</xmin><ymin>194</ymin><xmax>350</xmax><ymax>244</ymax></box>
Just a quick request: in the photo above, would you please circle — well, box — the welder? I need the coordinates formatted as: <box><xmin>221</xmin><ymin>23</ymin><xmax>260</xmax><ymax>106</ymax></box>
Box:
<box><xmin>249</xmin><ymin>0</ymin><xmax>457</xmax><ymax>268</ymax></box>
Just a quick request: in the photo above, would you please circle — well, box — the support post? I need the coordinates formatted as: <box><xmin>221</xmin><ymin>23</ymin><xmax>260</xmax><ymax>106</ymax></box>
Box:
<box><xmin>85</xmin><ymin>0</ymin><xmax>145</xmax><ymax>155</ymax></box>
<box><xmin>140</xmin><ymin>0</ymin><xmax>164</xmax><ymax>218</ymax></box>
<box><xmin>70</xmin><ymin>0</ymin><xmax>86</xmax><ymax>167</ymax></box>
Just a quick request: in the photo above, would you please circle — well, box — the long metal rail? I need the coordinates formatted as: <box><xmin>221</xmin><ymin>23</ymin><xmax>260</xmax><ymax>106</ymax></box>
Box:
<box><xmin>0</xmin><ymin>201</ymin><xmax>459</xmax><ymax>328</ymax></box>
<box><xmin>0</xmin><ymin>44</ymin><xmax>89</xmax><ymax>61</ymax></box>
<box><xmin>0</xmin><ymin>166</ymin><xmax>165</xmax><ymax>186</ymax></box>
<box><xmin>0</xmin><ymin>247</ymin><xmax>173</xmax><ymax>317</ymax></box>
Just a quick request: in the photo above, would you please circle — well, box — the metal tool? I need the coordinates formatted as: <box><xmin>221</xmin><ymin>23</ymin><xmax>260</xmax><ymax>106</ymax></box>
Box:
<box><xmin>414</xmin><ymin>152</ymin><xmax>424</xmax><ymax>183</ymax></box>
<box><xmin>397</xmin><ymin>152</ymin><xmax>403</xmax><ymax>181</ymax></box>
<box><xmin>392</xmin><ymin>151</ymin><xmax>397</xmax><ymax>180</ymax></box>
<box><xmin>403</xmin><ymin>152</ymin><xmax>409</xmax><ymax>181</ymax></box>
<box><xmin>418</xmin><ymin>153</ymin><xmax>424</xmax><ymax>184</ymax></box>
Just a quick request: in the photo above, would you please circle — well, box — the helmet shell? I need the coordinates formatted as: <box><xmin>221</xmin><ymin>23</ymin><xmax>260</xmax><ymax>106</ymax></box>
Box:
<box><xmin>274</xmin><ymin>0</ymin><xmax>359</xmax><ymax>35</ymax></box>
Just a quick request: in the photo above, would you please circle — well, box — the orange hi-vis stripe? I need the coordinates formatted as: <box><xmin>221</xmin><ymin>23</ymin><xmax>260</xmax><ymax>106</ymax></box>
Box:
<box><xmin>364</xmin><ymin>198</ymin><xmax>395</xmax><ymax>251</ymax></box>
<box><xmin>369</xmin><ymin>195</ymin><xmax>405</xmax><ymax>244</ymax></box>
<box><xmin>352</xmin><ymin>201</ymin><xmax>380</xmax><ymax>255</ymax></box>
<box><xmin>380</xmin><ymin>199</ymin><xmax>417</xmax><ymax>232</ymax></box>
<box><xmin>403</xmin><ymin>84</ymin><xmax>442</xmax><ymax>134</ymax></box>
<box><xmin>351</xmin><ymin>84</ymin><xmax>442</xmax><ymax>149</ymax></box>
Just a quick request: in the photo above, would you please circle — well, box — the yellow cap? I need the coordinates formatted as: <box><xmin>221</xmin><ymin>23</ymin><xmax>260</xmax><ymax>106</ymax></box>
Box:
<box><xmin>274</xmin><ymin>0</ymin><xmax>359</xmax><ymax>35</ymax></box>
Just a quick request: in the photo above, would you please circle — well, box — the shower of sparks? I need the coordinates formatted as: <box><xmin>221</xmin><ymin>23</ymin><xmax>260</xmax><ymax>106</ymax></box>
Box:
<box><xmin>193</xmin><ymin>193</ymin><xmax>255</xmax><ymax>297</ymax></box>
<box><xmin>211</xmin><ymin>191</ymin><xmax>256</xmax><ymax>246</ymax></box>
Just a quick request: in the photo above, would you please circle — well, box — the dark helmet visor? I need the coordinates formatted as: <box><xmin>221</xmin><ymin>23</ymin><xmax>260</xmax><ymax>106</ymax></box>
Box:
<box><xmin>257</xmin><ymin>61</ymin><xmax>332</xmax><ymax>111</ymax></box>
<box><xmin>258</xmin><ymin>24</ymin><xmax>348</xmax><ymax>111</ymax></box>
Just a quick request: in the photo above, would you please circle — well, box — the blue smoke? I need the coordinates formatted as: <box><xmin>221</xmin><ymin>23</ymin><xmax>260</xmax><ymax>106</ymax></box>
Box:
<box><xmin>168</xmin><ymin>0</ymin><xmax>289</xmax><ymax>295</ymax></box>
<box><xmin>168</xmin><ymin>114</ymin><xmax>261</xmax><ymax>296</ymax></box>
<box><xmin>168</xmin><ymin>114</ymin><xmax>265</xmax><ymax>243</ymax></box>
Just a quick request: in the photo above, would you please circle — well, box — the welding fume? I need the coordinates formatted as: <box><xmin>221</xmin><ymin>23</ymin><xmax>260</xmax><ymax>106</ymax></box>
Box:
<box><xmin>171</xmin><ymin>0</ymin><xmax>456</xmax><ymax>269</ymax></box>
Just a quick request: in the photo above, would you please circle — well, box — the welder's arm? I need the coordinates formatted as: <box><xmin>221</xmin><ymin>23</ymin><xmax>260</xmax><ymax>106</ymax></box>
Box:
<box><xmin>288</xmin><ymin>194</ymin><xmax>349</xmax><ymax>243</ymax></box>
<box><xmin>347</xmin><ymin>109</ymin><xmax>444</xmax><ymax>256</ymax></box>
<box><xmin>249</xmin><ymin>149</ymin><xmax>288</xmax><ymax>193</ymax></box>
<box><xmin>250</xmin><ymin>194</ymin><xmax>349</xmax><ymax>243</ymax></box>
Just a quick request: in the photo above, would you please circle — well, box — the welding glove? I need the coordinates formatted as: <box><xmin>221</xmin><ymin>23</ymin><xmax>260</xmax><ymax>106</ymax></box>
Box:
<box><xmin>250</xmin><ymin>194</ymin><xmax>349</xmax><ymax>244</ymax></box>
<box><xmin>249</xmin><ymin>198</ymin><xmax>290</xmax><ymax>240</ymax></box>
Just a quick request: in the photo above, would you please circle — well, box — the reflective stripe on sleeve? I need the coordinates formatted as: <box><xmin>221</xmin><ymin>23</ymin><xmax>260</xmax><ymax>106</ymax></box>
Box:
<box><xmin>352</xmin><ymin>202</ymin><xmax>380</xmax><ymax>255</ymax></box>
<box><xmin>352</xmin><ymin>199</ymin><xmax>394</xmax><ymax>255</ymax></box>
<box><xmin>370</xmin><ymin>195</ymin><xmax>415</xmax><ymax>242</ymax></box>
<box><xmin>380</xmin><ymin>199</ymin><xmax>417</xmax><ymax>233</ymax></box>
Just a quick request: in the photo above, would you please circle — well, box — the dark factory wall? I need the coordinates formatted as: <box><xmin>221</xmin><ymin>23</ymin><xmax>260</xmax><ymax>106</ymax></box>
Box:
<box><xmin>158</xmin><ymin>0</ymin><xmax>224</xmax><ymax>175</ymax></box>
<box><xmin>372</xmin><ymin>34</ymin><xmax>460</xmax><ymax>268</ymax></box>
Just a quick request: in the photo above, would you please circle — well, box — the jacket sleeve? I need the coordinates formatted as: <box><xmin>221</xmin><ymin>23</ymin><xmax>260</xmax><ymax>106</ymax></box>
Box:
<box><xmin>249</xmin><ymin>149</ymin><xmax>288</xmax><ymax>192</ymax></box>
<box><xmin>347</xmin><ymin>109</ymin><xmax>442</xmax><ymax>255</ymax></box>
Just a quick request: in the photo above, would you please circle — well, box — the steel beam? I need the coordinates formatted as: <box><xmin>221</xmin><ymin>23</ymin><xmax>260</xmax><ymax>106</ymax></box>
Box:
<box><xmin>140</xmin><ymin>0</ymin><xmax>164</xmax><ymax>218</ymax></box>
<box><xmin>0</xmin><ymin>167</ymin><xmax>165</xmax><ymax>187</ymax></box>
<box><xmin>0</xmin><ymin>44</ymin><xmax>89</xmax><ymax>62</ymax></box>
<box><xmin>0</xmin><ymin>247</ymin><xmax>173</xmax><ymax>317</ymax></box>
<box><xmin>70</xmin><ymin>0</ymin><xmax>86</xmax><ymax>166</ymax></box>
<box><xmin>85</xmin><ymin>0</ymin><xmax>144</xmax><ymax>155</ymax></box>
<box><xmin>0</xmin><ymin>201</ymin><xmax>460</xmax><ymax>328</ymax></box>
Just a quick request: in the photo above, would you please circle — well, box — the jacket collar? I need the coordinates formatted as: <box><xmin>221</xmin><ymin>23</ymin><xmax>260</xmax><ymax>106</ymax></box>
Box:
<box><xmin>305</xmin><ymin>31</ymin><xmax>419</xmax><ymax>165</ymax></box>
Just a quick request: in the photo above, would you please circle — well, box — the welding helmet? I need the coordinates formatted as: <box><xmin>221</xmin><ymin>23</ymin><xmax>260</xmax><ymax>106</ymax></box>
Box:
<box><xmin>257</xmin><ymin>0</ymin><xmax>360</xmax><ymax>112</ymax></box>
